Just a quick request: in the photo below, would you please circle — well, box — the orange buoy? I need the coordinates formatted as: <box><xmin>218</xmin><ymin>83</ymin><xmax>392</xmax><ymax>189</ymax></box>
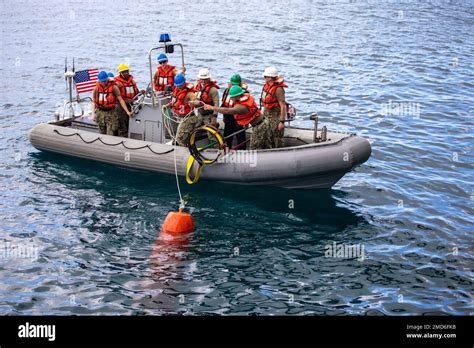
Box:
<box><xmin>161</xmin><ymin>208</ymin><xmax>195</xmax><ymax>235</ymax></box>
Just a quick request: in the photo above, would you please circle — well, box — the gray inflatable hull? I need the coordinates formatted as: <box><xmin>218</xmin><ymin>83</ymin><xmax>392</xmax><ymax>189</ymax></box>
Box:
<box><xmin>28</xmin><ymin>123</ymin><xmax>371</xmax><ymax>189</ymax></box>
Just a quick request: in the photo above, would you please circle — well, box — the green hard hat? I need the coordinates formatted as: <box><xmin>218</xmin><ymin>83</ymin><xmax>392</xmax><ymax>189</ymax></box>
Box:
<box><xmin>229</xmin><ymin>85</ymin><xmax>245</xmax><ymax>98</ymax></box>
<box><xmin>230</xmin><ymin>74</ymin><xmax>241</xmax><ymax>85</ymax></box>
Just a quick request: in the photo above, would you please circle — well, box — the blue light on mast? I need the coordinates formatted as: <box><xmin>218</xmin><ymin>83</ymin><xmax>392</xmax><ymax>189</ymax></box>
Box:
<box><xmin>159</xmin><ymin>33</ymin><xmax>171</xmax><ymax>43</ymax></box>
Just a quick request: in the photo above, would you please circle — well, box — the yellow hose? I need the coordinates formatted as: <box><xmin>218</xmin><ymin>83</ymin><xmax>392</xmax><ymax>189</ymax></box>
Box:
<box><xmin>185</xmin><ymin>125</ymin><xmax>225</xmax><ymax>184</ymax></box>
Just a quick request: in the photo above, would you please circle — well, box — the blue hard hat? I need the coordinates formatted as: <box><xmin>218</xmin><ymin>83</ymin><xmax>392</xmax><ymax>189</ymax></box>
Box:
<box><xmin>157</xmin><ymin>53</ymin><xmax>168</xmax><ymax>63</ymax></box>
<box><xmin>98</xmin><ymin>70</ymin><xmax>108</xmax><ymax>82</ymax></box>
<box><xmin>174</xmin><ymin>74</ymin><xmax>185</xmax><ymax>87</ymax></box>
<box><xmin>107</xmin><ymin>72</ymin><xmax>114</xmax><ymax>78</ymax></box>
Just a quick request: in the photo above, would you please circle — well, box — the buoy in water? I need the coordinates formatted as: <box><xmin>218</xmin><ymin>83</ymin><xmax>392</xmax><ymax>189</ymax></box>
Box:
<box><xmin>161</xmin><ymin>208</ymin><xmax>195</xmax><ymax>235</ymax></box>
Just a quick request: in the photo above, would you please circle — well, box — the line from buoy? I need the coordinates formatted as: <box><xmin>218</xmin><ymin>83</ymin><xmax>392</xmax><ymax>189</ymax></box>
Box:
<box><xmin>160</xmin><ymin>106</ymin><xmax>198</xmax><ymax>235</ymax></box>
<box><xmin>173</xmin><ymin>129</ymin><xmax>185</xmax><ymax>209</ymax></box>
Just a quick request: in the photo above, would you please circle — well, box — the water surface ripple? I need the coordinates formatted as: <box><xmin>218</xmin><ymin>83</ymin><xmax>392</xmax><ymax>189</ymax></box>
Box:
<box><xmin>0</xmin><ymin>0</ymin><xmax>473</xmax><ymax>315</ymax></box>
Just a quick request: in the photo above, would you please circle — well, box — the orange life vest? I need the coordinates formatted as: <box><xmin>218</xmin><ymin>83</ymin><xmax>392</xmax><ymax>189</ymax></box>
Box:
<box><xmin>95</xmin><ymin>81</ymin><xmax>117</xmax><ymax>110</ymax></box>
<box><xmin>154</xmin><ymin>65</ymin><xmax>176</xmax><ymax>91</ymax></box>
<box><xmin>195</xmin><ymin>80</ymin><xmax>220</xmax><ymax>105</ymax></box>
<box><xmin>260</xmin><ymin>77</ymin><xmax>287</xmax><ymax>109</ymax></box>
<box><xmin>171</xmin><ymin>82</ymin><xmax>195</xmax><ymax>116</ymax></box>
<box><xmin>221</xmin><ymin>82</ymin><xmax>249</xmax><ymax>108</ymax></box>
<box><xmin>115</xmin><ymin>74</ymin><xmax>139</xmax><ymax>102</ymax></box>
<box><xmin>233</xmin><ymin>93</ymin><xmax>261</xmax><ymax>126</ymax></box>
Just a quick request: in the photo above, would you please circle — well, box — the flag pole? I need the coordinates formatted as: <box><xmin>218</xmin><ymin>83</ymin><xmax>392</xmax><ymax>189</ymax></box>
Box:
<box><xmin>72</xmin><ymin>58</ymin><xmax>81</xmax><ymax>102</ymax></box>
<box><xmin>64</xmin><ymin>65</ymin><xmax>75</xmax><ymax>117</ymax></box>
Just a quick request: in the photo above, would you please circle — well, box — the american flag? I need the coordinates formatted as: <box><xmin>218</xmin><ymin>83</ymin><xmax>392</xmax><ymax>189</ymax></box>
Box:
<box><xmin>74</xmin><ymin>68</ymin><xmax>99</xmax><ymax>93</ymax></box>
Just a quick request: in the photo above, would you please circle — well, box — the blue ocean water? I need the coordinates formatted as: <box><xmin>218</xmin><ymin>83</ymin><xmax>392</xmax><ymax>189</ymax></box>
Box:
<box><xmin>0</xmin><ymin>0</ymin><xmax>473</xmax><ymax>315</ymax></box>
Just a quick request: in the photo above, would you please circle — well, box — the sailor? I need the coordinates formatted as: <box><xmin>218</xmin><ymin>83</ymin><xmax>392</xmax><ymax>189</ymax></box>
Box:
<box><xmin>165</xmin><ymin>74</ymin><xmax>198</xmax><ymax>146</ymax></box>
<box><xmin>153</xmin><ymin>53</ymin><xmax>185</xmax><ymax>92</ymax></box>
<box><xmin>194</xmin><ymin>68</ymin><xmax>219</xmax><ymax>128</ymax></box>
<box><xmin>92</xmin><ymin>70</ymin><xmax>132</xmax><ymax>136</ymax></box>
<box><xmin>114</xmin><ymin>63</ymin><xmax>143</xmax><ymax>137</ymax></box>
<box><xmin>221</xmin><ymin>74</ymin><xmax>249</xmax><ymax>150</ymax></box>
<box><xmin>260</xmin><ymin>67</ymin><xmax>287</xmax><ymax>148</ymax></box>
<box><xmin>107</xmin><ymin>72</ymin><xmax>115</xmax><ymax>83</ymax></box>
<box><xmin>203</xmin><ymin>85</ymin><xmax>274</xmax><ymax>150</ymax></box>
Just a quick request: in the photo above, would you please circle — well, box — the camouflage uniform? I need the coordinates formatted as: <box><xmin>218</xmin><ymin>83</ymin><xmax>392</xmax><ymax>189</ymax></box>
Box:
<box><xmin>116</xmin><ymin>103</ymin><xmax>131</xmax><ymax>137</ymax></box>
<box><xmin>249</xmin><ymin>116</ymin><xmax>274</xmax><ymax>150</ymax></box>
<box><xmin>264</xmin><ymin>107</ymin><xmax>284</xmax><ymax>148</ymax></box>
<box><xmin>101</xmin><ymin>109</ymin><xmax>120</xmax><ymax>136</ymax></box>
<box><xmin>176</xmin><ymin>113</ymin><xmax>213</xmax><ymax>146</ymax></box>
<box><xmin>95</xmin><ymin>109</ymin><xmax>108</xmax><ymax>135</ymax></box>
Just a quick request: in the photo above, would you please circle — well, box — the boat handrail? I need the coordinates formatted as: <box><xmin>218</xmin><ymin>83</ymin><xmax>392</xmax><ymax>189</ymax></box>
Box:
<box><xmin>55</xmin><ymin>97</ymin><xmax>93</xmax><ymax>120</ymax></box>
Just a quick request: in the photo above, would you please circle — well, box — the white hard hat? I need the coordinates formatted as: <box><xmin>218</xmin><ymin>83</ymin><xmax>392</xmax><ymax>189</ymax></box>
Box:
<box><xmin>197</xmin><ymin>68</ymin><xmax>212</xmax><ymax>79</ymax></box>
<box><xmin>263</xmin><ymin>66</ymin><xmax>278</xmax><ymax>77</ymax></box>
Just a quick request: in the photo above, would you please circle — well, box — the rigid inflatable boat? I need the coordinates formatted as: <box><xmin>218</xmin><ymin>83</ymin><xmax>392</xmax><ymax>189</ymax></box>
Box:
<box><xmin>28</xmin><ymin>37</ymin><xmax>371</xmax><ymax>190</ymax></box>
